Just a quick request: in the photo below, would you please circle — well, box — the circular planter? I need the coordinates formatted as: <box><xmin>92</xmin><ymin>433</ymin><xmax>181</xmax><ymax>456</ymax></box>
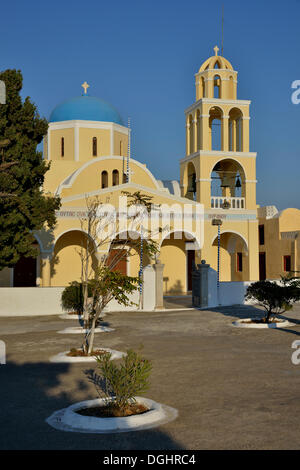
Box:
<box><xmin>49</xmin><ymin>348</ymin><xmax>125</xmax><ymax>363</ymax></box>
<box><xmin>46</xmin><ymin>396</ymin><xmax>178</xmax><ymax>433</ymax></box>
<box><xmin>57</xmin><ymin>326</ymin><xmax>114</xmax><ymax>334</ymax></box>
<box><xmin>232</xmin><ymin>318</ymin><xmax>296</xmax><ymax>329</ymax></box>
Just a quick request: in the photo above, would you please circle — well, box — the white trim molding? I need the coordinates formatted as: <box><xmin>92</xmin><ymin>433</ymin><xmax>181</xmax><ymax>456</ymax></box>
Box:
<box><xmin>180</xmin><ymin>150</ymin><xmax>257</xmax><ymax>164</ymax></box>
<box><xmin>48</xmin><ymin>120</ymin><xmax>129</xmax><ymax>136</ymax></box>
<box><xmin>185</xmin><ymin>98</ymin><xmax>251</xmax><ymax>115</ymax></box>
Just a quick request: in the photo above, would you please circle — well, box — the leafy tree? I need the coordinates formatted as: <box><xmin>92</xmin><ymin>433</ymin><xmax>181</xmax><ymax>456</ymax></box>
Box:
<box><xmin>65</xmin><ymin>191</ymin><xmax>161</xmax><ymax>355</ymax></box>
<box><xmin>0</xmin><ymin>69</ymin><xmax>60</xmax><ymax>269</ymax></box>
<box><xmin>245</xmin><ymin>278</ymin><xmax>300</xmax><ymax>322</ymax></box>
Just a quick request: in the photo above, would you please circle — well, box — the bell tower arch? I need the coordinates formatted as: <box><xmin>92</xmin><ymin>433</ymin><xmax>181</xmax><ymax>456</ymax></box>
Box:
<box><xmin>180</xmin><ymin>46</ymin><xmax>256</xmax><ymax>211</ymax></box>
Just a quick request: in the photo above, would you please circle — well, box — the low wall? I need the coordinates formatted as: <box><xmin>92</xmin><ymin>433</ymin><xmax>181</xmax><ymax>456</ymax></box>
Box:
<box><xmin>0</xmin><ymin>287</ymin><xmax>65</xmax><ymax>316</ymax></box>
<box><xmin>103</xmin><ymin>264</ymin><xmax>156</xmax><ymax>312</ymax></box>
<box><xmin>220</xmin><ymin>281</ymin><xmax>252</xmax><ymax>306</ymax></box>
<box><xmin>0</xmin><ymin>264</ymin><xmax>158</xmax><ymax>316</ymax></box>
<box><xmin>206</xmin><ymin>267</ymin><xmax>253</xmax><ymax>308</ymax></box>
<box><xmin>103</xmin><ymin>290</ymin><xmax>140</xmax><ymax>312</ymax></box>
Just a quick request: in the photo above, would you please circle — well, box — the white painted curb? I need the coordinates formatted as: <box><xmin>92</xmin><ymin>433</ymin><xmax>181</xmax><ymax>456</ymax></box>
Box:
<box><xmin>46</xmin><ymin>396</ymin><xmax>178</xmax><ymax>433</ymax></box>
<box><xmin>49</xmin><ymin>348</ymin><xmax>126</xmax><ymax>363</ymax></box>
<box><xmin>57</xmin><ymin>326</ymin><xmax>114</xmax><ymax>334</ymax></box>
<box><xmin>232</xmin><ymin>318</ymin><xmax>296</xmax><ymax>329</ymax></box>
<box><xmin>59</xmin><ymin>313</ymin><xmax>106</xmax><ymax>320</ymax></box>
<box><xmin>59</xmin><ymin>314</ymin><xmax>83</xmax><ymax>320</ymax></box>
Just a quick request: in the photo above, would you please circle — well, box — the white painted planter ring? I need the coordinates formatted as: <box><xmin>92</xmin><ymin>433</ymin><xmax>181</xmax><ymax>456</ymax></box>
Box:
<box><xmin>49</xmin><ymin>348</ymin><xmax>125</xmax><ymax>363</ymax></box>
<box><xmin>46</xmin><ymin>397</ymin><xmax>178</xmax><ymax>433</ymax></box>
<box><xmin>57</xmin><ymin>326</ymin><xmax>114</xmax><ymax>334</ymax></box>
<box><xmin>232</xmin><ymin>318</ymin><xmax>296</xmax><ymax>329</ymax></box>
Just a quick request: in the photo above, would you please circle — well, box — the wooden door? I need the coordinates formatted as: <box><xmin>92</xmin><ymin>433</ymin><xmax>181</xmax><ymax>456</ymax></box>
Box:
<box><xmin>107</xmin><ymin>249</ymin><xmax>127</xmax><ymax>275</ymax></box>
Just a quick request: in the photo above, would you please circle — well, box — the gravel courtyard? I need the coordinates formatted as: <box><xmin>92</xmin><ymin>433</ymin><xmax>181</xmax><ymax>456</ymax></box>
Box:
<box><xmin>1</xmin><ymin>304</ymin><xmax>300</xmax><ymax>450</ymax></box>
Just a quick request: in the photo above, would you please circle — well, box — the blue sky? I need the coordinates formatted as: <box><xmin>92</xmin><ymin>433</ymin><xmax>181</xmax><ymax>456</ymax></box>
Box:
<box><xmin>1</xmin><ymin>0</ymin><xmax>299</xmax><ymax>209</ymax></box>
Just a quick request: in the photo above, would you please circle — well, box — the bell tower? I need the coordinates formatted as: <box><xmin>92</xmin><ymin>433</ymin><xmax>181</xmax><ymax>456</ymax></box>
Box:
<box><xmin>180</xmin><ymin>46</ymin><xmax>257</xmax><ymax>212</ymax></box>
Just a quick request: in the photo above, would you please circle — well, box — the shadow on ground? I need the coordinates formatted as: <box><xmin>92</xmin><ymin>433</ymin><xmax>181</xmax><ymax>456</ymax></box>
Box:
<box><xmin>0</xmin><ymin>359</ymin><xmax>183</xmax><ymax>450</ymax></box>
<box><xmin>200</xmin><ymin>303</ymin><xmax>300</xmax><ymax>324</ymax></box>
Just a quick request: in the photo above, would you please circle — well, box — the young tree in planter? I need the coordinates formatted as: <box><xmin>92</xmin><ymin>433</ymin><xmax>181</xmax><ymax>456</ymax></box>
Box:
<box><xmin>64</xmin><ymin>191</ymin><xmax>160</xmax><ymax>355</ymax></box>
<box><xmin>85</xmin><ymin>348</ymin><xmax>152</xmax><ymax>416</ymax></box>
<box><xmin>0</xmin><ymin>69</ymin><xmax>60</xmax><ymax>269</ymax></box>
<box><xmin>245</xmin><ymin>278</ymin><xmax>300</xmax><ymax>323</ymax></box>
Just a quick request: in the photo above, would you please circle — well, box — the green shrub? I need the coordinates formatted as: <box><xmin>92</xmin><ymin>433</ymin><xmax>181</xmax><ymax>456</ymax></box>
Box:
<box><xmin>61</xmin><ymin>281</ymin><xmax>89</xmax><ymax>315</ymax></box>
<box><xmin>245</xmin><ymin>279</ymin><xmax>300</xmax><ymax>322</ymax></box>
<box><xmin>86</xmin><ymin>349</ymin><xmax>152</xmax><ymax>411</ymax></box>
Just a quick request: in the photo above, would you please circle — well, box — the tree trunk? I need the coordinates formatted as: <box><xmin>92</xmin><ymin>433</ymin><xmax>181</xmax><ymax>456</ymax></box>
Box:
<box><xmin>87</xmin><ymin>315</ymin><xmax>98</xmax><ymax>355</ymax></box>
<box><xmin>265</xmin><ymin>309</ymin><xmax>272</xmax><ymax>323</ymax></box>
<box><xmin>82</xmin><ymin>282</ymin><xmax>89</xmax><ymax>329</ymax></box>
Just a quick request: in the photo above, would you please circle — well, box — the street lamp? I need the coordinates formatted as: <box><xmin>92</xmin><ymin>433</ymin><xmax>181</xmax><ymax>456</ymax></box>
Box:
<box><xmin>212</xmin><ymin>218</ymin><xmax>223</xmax><ymax>305</ymax></box>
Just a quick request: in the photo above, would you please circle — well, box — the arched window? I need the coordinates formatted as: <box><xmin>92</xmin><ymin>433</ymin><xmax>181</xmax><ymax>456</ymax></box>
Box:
<box><xmin>214</xmin><ymin>60</ymin><xmax>221</xmax><ymax>69</ymax></box>
<box><xmin>229</xmin><ymin>108</ymin><xmax>243</xmax><ymax>152</ymax></box>
<box><xmin>123</xmin><ymin>173</ymin><xmax>127</xmax><ymax>183</ymax></box>
<box><xmin>209</xmin><ymin>107</ymin><xmax>223</xmax><ymax>150</ymax></box>
<box><xmin>186</xmin><ymin>162</ymin><xmax>197</xmax><ymax>201</ymax></box>
<box><xmin>196</xmin><ymin>109</ymin><xmax>200</xmax><ymax>151</ymax></box>
<box><xmin>92</xmin><ymin>137</ymin><xmax>97</xmax><ymax>157</ymax></box>
<box><xmin>61</xmin><ymin>137</ymin><xmax>64</xmax><ymax>157</ymax></box>
<box><xmin>201</xmin><ymin>77</ymin><xmax>205</xmax><ymax>98</ymax></box>
<box><xmin>214</xmin><ymin>75</ymin><xmax>221</xmax><ymax>99</ymax></box>
<box><xmin>112</xmin><ymin>169</ymin><xmax>119</xmax><ymax>186</ymax></box>
<box><xmin>101</xmin><ymin>170</ymin><xmax>108</xmax><ymax>188</ymax></box>
<box><xmin>189</xmin><ymin>114</ymin><xmax>193</xmax><ymax>154</ymax></box>
<box><xmin>210</xmin><ymin>159</ymin><xmax>245</xmax><ymax>203</ymax></box>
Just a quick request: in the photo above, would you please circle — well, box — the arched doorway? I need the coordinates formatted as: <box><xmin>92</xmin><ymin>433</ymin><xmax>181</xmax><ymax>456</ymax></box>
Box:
<box><xmin>51</xmin><ymin>230</ymin><xmax>98</xmax><ymax>287</ymax></box>
<box><xmin>160</xmin><ymin>231</ymin><xmax>200</xmax><ymax>294</ymax></box>
<box><xmin>211</xmin><ymin>231</ymin><xmax>248</xmax><ymax>281</ymax></box>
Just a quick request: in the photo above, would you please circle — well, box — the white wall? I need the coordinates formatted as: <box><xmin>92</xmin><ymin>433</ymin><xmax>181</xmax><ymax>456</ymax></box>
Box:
<box><xmin>206</xmin><ymin>268</ymin><xmax>252</xmax><ymax>308</ymax></box>
<box><xmin>103</xmin><ymin>264</ymin><xmax>156</xmax><ymax>312</ymax></box>
<box><xmin>220</xmin><ymin>281</ymin><xmax>252</xmax><ymax>306</ymax></box>
<box><xmin>0</xmin><ymin>263</ymin><xmax>157</xmax><ymax>316</ymax></box>
<box><xmin>0</xmin><ymin>287</ymin><xmax>65</xmax><ymax>316</ymax></box>
<box><xmin>103</xmin><ymin>289</ymin><xmax>140</xmax><ymax>312</ymax></box>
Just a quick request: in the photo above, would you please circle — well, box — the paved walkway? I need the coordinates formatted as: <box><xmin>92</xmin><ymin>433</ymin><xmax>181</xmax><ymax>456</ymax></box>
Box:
<box><xmin>1</xmin><ymin>304</ymin><xmax>300</xmax><ymax>449</ymax></box>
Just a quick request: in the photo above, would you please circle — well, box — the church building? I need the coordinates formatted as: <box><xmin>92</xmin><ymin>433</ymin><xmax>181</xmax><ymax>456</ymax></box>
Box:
<box><xmin>0</xmin><ymin>47</ymin><xmax>260</xmax><ymax>292</ymax></box>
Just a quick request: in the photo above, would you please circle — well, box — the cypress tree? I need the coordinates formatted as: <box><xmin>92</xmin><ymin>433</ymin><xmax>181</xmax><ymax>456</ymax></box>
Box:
<box><xmin>0</xmin><ymin>69</ymin><xmax>60</xmax><ymax>269</ymax></box>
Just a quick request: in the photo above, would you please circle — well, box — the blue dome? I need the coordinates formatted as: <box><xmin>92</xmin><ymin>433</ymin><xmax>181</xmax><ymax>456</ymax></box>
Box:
<box><xmin>49</xmin><ymin>96</ymin><xmax>123</xmax><ymax>125</ymax></box>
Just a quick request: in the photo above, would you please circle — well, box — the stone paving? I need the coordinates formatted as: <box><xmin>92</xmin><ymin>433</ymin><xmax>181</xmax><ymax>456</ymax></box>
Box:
<box><xmin>1</xmin><ymin>303</ymin><xmax>300</xmax><ymax>449</ymax></box>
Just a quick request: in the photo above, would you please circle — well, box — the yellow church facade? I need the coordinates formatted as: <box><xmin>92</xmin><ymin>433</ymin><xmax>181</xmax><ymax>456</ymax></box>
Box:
<box><xmin>0</xmin><ymin>48</ymin><xmax>261</xmax><ymax>293</ymax></box>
